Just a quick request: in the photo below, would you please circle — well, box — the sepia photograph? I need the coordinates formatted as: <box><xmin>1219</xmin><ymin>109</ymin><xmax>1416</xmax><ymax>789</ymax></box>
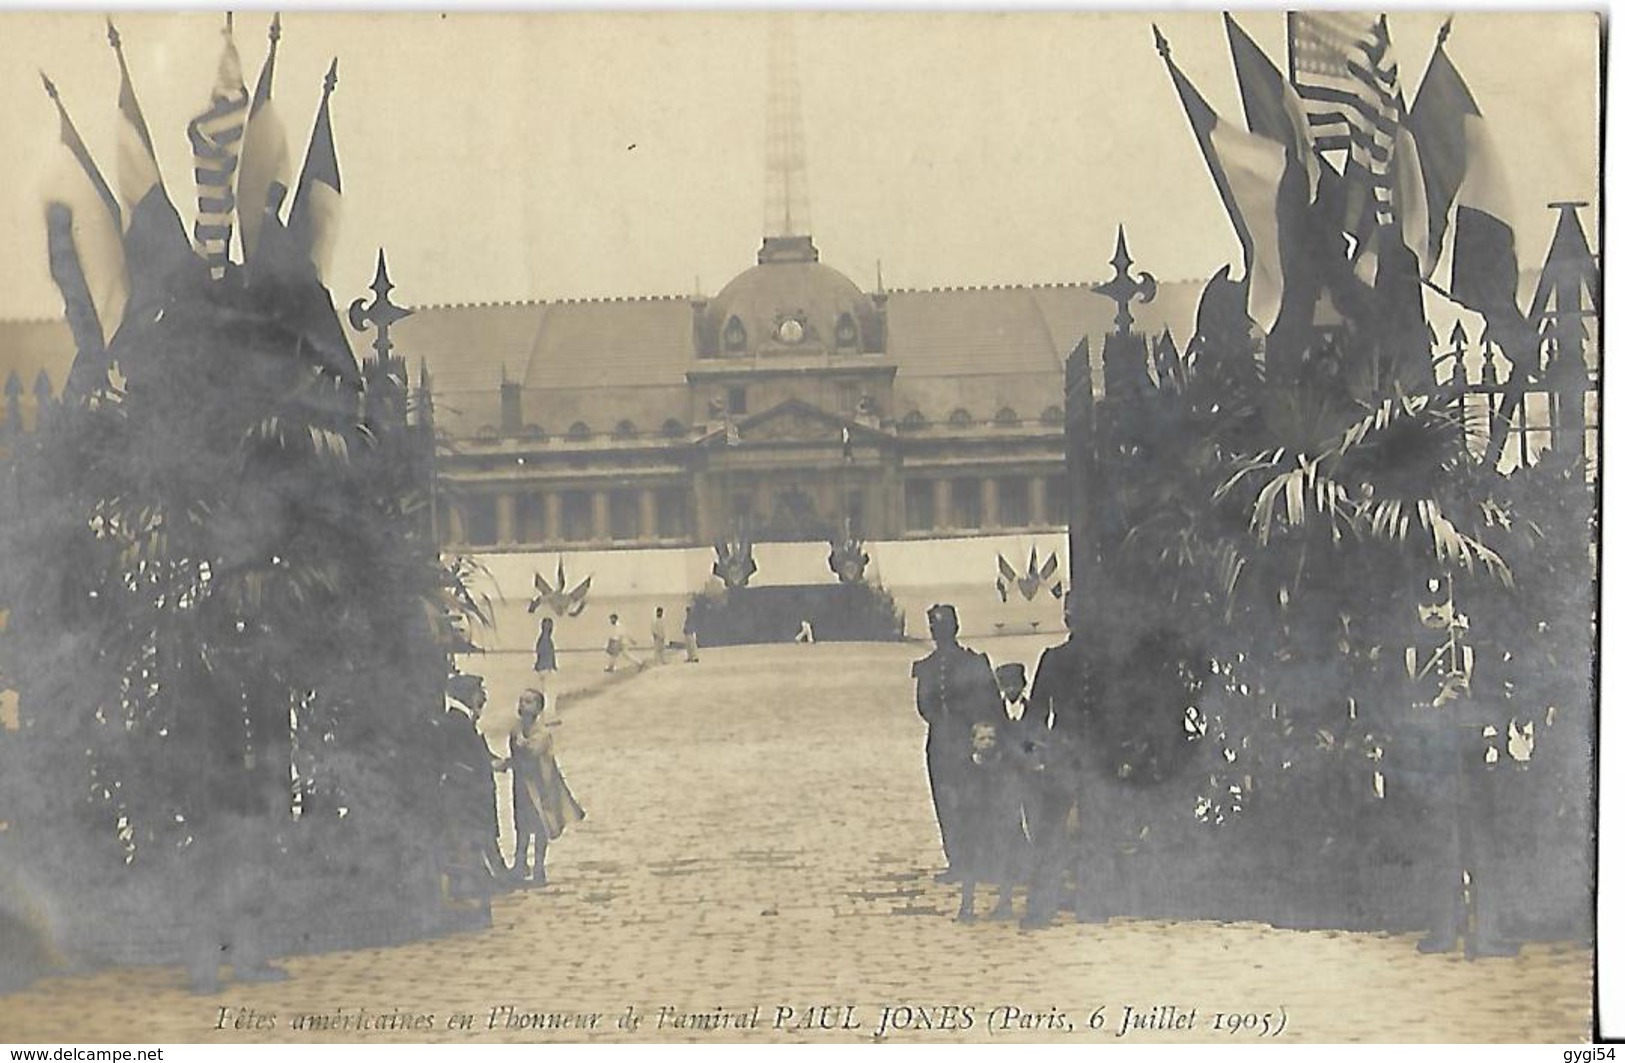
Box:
<box><xmin>0</xmin><ymin>7</ymin><xmax>1603</xmax><ymax>1046</ymax></box>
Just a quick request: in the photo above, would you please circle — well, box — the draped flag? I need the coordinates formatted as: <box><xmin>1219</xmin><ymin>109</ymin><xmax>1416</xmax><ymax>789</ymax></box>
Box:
<box><xmin>1223</xmin><ymin>13</ymin><xmax>1322</xmax><ymax>349</ymax></box>
<box><xmin>1289</xmin><ymin>12</ymin><xmax>1396</xmax><ymax>169</ymax></box>
<box><xmin>1225</xmin><ymin>14</ymin><xmax>1319</xmax><ymax>204</ymax></box>
<box><xmin>288</xmin><ymin>59</ymin><xmax>342</xmax><ymax>283</ymax></box>
<box><xmin>40</xmin><ymin>73</ymin><xmax>127</xmax><ymax>352</ymax></box>
<box><xmin>1289</xmin><ymin>13</ymin><xmax>1429</xmax><ymax>287</ymax></box>
<box><xmin>188</xmin><ymin>19</ymin><xmax>250</xmax><ymax>279</ymax></box>
<box><xmin>238</xmin><ymin>14</ymin><xmax>292</xmax><ymax>264</ymax></box>
<box><xmin>1407</xmin><ymin>21</ymin><xmax>1524</xmax><ymax>330</ymax></box>
<box><xmin>1156</xmin><ymin>25</ymin><xmax>1289</xmax><ymax>334</ymax></box>
<box><xmin>108</xmin><ymin>20</ymin><xmax>197</xmax><ymax>329</ymax></box>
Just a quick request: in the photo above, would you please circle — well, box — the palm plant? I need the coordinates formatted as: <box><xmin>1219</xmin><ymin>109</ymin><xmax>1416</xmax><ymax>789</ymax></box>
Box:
<box><xmin>0</xmin><ymin>262</ymin><xmax>478</xmax><ymax>927</ymax></box>
<box><xmin>1084</xmin><ymin>265</ymin><xmax>1524</xmax><ymax>865</ymax></box>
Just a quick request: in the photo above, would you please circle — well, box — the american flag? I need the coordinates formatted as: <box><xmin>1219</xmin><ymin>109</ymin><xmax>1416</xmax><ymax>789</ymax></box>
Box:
<box><xmin>188</xmin><ymin>23</ymin><xmax>250</xmax><ymax>279</ymax></box>
<box><xmin>1289</xmin><ymin>12</ymin><xmax>1401</xmax><ymax>229</ymax></box>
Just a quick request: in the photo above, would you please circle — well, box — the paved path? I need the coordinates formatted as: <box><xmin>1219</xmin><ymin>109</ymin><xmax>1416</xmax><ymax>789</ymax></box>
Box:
<box><xmin>0</xmin><ymin>643</ymin><xmax>1593</xmax><ymax>1043</ymax></box>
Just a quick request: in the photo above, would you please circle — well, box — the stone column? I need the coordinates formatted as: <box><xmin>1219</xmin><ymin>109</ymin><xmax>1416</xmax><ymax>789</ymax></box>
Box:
<box><xmin>982</xmin><ymin>478</ymin><xmax>999</xmax><ymax>530</ymax></box>
<box><xmin>639</xmin><ymin>488</ymin><xmax>658</xmax><ymax>541</ymax></box>
<box><xmin>933</xmin><ymin>478</ymin><xmax>952</xmax><ymax>530</ymax></box>
<box><xmin>591</xmin><ymin>490</ymin><xmax>610</xmax><ymax>542</ymax></box>
<box><xmin>495</xmin><ymin>493</ymin><xmax>517</xmax><ymax>545</ymax></box>
<box><xmin>544</xmin><ymin>492</ymin><xmax>562</xmax><ymax>543</ymax></box>
<box><xmin>1029</xmin><ymin>476</ymin><xmax>1046</xmax><ymax>528</ymax></box>
<box><xmin>692</xmin><ymin>473</ymin><xmax>713</xmax><ymax>544</ymax></box>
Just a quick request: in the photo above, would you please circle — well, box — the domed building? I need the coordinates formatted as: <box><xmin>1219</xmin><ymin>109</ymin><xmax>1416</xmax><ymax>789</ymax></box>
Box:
<box><xmin>393</xmin><ymin>226</ymin><xmax>1201</xmax><ymax>557</ymax></box>
<box><xmin>0</xmin><ymin>218</ymin><xmax>1205</xmax><ymax>645</ymax></box>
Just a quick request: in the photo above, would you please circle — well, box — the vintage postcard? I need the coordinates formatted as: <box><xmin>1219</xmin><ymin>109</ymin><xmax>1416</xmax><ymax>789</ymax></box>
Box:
<box><xmin>0</xmin><ymin>9</ymin><xmax>1603</xmax><ymax>1047</ymax></box>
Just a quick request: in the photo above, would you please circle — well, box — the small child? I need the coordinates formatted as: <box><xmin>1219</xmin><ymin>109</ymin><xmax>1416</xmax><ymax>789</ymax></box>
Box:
<box><xmin>995</xmin><ymin>662</ymin><xmax>1029</xmax><ymax>722</ymax></box>
<box><xmin>953</xmin><ymin>715</ymin><xmax>1031</xmax><ymax>922</ymax></box>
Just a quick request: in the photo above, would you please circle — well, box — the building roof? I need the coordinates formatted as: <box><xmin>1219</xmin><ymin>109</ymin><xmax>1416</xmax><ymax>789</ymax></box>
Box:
<box><xmin>518</xmin><ymin>298</ymin><xmax>693</xmax><ymax>390</ymax></box>
<box><xmin>2</xmin><ymin>276</ymin><xmax>1212</xmax><ymax>436</ymax></box>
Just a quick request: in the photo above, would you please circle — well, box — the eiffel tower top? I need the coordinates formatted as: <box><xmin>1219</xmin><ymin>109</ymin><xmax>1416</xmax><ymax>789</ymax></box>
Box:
<box><xmin>762</xmin><ymin>18</ymin><xmax>812</xmax><ymax>247</ymax></box>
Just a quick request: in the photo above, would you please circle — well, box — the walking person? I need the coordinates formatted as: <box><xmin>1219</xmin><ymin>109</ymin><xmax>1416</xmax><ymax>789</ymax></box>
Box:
<box><xmin>682</xmin><ymin>604</ymin><xmax>701</xmax><ymax>663</ymax></box>
<box><xmin>910</xmin><ymin>603</ymin><xmax>1002</xmax><ymax>885</ymax></box>
<box><xmin>507</xmin><ymin>689</ymin><xmax>585</xmax><ymax>887</ymax></box>
<box><xmin>650</xmin><ymin>607</ymin><xmax>669</xmax><ymax>664</ymax></box>
<box><xmin>604</xmin><ymin>613</ymin><xmax>642</xmax><ymax>672</ymax></box>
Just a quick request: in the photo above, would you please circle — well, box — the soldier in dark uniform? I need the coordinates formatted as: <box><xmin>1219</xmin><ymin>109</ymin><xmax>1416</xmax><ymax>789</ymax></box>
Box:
<box><xmin>1021</xmin><ymin>592</ymin><xmax>1104</xmax><ymax>928</ymax></box>
<box><xmin>911</xmin><ymin>604</ymin><xmax>1001</xmax><ymax>884</ymax></box>
<box><xmin>1391</xmin><ymin>577</ymin><xmax>1520</xmax><ymax>959</ymax></box>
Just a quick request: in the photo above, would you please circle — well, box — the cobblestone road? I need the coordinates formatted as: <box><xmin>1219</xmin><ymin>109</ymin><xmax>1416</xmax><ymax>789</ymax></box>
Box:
<box><xmin>0</xmin><ymin>642</ymin><xmax>1594</xmax><ymax>1044</ymax></box>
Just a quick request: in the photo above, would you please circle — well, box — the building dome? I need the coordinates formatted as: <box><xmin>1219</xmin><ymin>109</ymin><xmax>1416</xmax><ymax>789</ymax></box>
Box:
<box><xmin>699</xmin><ymin>236</ymin><xmax>883</xmax><ymax>356</ymax></box>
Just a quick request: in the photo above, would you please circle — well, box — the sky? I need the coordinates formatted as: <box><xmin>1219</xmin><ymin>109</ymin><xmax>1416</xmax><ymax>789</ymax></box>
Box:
<box><xmin>0</xmin><ymin>9</ymin><xmax>1600</xmax><ymax>321</ymax></box>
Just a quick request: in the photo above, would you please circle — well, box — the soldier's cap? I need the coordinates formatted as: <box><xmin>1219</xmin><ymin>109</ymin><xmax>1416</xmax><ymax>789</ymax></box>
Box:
<box><xmin>926</xmin><ymin>603</ymin><xmax>957</xmax><ymax>623</ymax></box>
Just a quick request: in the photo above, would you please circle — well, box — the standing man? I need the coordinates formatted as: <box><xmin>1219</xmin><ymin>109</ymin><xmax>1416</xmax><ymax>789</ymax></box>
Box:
<box><xmin>682</xmin><ymin>604</ymin><xmax>701</xmax><ymax>664</ymax></box>
<box><xmin>441</xmin><ymin>673</ymin><xmax>506</xmax><ymax>893</ymax></box>
<box><xmin>650</xmin><ymin>607</ymin><xmax>669</xmax><ymax>665</ymax></box>
<box><xmin>911</xmin><ymin>603</ymin><xmax>1001</xmax><ymax>885</ymax></box>
<box><xmin>1394</xmin><ymin>576</ymin><xmax>1520</xmax><ymax>959</ymax></box>
<box><xmin>1022</xmin><ymin>592</ymin><xmax>1103</xmax><ymax>928</ymax></box>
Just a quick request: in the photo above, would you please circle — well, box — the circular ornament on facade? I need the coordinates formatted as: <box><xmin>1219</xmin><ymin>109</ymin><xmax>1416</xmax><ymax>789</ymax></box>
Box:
<box><xmin>776</xmin><ymin>317</ymin><xmax>805</xmax><ymax>344</ymax></box>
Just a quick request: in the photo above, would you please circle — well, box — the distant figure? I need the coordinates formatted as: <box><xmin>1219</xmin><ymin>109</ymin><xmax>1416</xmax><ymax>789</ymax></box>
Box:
<box><xmin>605</xmin><ymin>613</ymin><xmax>641</xmax><ymax>672</ymax></box>
<box><xmin>911</xmin><ymin>603</ymin><xmax>1002</xmax><ymax>886</ymax></box>
<box><xmin>508</xmin><ymin>689</ymin><xmax>585</xmax><ymax>887</ymax></box>
<box><xmin>534</xmin><ymin>616</ymin><xmax>558</xmax><ymax>678</ymax></box>
<box><xmin>651</xmin><ymin>607</ymin><xmax>668</xmax><ymax>664</ymax></box>
<box><xmin>795</xmin><ymin>618</ymin><xmax>816</xmax><ymax>643</ymax></box>
<box><xmin>682</xmin><ymin>605</ymin><xmax>701</xmax><ymax>663</ymax></box>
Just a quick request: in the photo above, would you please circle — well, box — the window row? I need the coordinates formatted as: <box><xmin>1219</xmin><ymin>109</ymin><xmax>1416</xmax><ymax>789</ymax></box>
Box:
<box><xmin>902</xmin><ymin>475</ymin><xmax>1069</xmax><ymax>532</ymax></box>
<box><xmin>898</xmin><ymin>406</ymin><xmax>1065</xmax><ymax>430</ymax></box>
<box><xmin>456</xmin><ymin>487</ymin><xmax>692</xmax><ymax>547</ymax></box>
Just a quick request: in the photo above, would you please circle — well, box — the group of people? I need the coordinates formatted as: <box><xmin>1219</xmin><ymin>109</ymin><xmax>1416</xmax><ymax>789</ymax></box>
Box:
<box><xmin>913</xmin><ymin>597</ymin><xmax>1525</xmax><ymax>956</ymax></box>
<box><xmin>912</xmin><ymin>599</ymin><xmax>1105</xmax><ymax>928</ymax></box>
<box><xmin>438</xmin><ymin>674</ymin><xmax>584</xmax><ymax>897</ymax></box>
<box><xmin>575</xmin><ymin>605</ymin><xmax>701</xmax><ymax>675</ymax></box>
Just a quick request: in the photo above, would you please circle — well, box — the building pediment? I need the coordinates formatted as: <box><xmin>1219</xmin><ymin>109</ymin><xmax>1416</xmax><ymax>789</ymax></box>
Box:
<box><xmin>696</xmin><ymin>398</ymin><xmax>889</xmax><ymax>448</ymax></box>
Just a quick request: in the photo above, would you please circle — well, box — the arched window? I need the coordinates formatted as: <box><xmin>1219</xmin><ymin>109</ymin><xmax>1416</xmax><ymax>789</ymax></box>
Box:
<box><xmin>947</xmin><ymin>408</ymin><xmax>973</xmax><ymax>428</ymax></box>
<box><xmin>994</xmin><ymin>406</ymin><xmax>1018</xmax><ymax>426</ymax></box>
<box><xmin>520</xmin><ymin>423</ymin><xmax>547</xmax><ymax>441</ymax></box>
<box><xmin>475</xmin><ymin>424</ymin><xmax>499</xmax><ymax>442</ymax></box>
<box><xmin>662</xmin><ymin>418</ymin><xmax>688</xmax><ymax>438</ymax></box>
<box><xmin>566</xmin><ymin>421</ymin><xmax>592</xmax><ymax>442</ymax></box>
<box><xmin>613</xmin><ymin>419</ymin><xmax>638</xmax><ymax>440</ymax></box>
<box><xmin>900</xmin><ymin>409</ymin><xmax>927</xmax><ymax>431</ymax></box>
<box><xmin>1040</xmin><ymin>405</ymin><xmax>1065</xmax><ymax>424</ymax></box>
<box><xmin>835</xmin><ymin>313</ymin><xmax>858</xmax><ymax>349</ymax></box>
<box><xmin>723</xmin><ymin>315</ymin><xmax>747</xmax><ymax>352</ymax></box>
